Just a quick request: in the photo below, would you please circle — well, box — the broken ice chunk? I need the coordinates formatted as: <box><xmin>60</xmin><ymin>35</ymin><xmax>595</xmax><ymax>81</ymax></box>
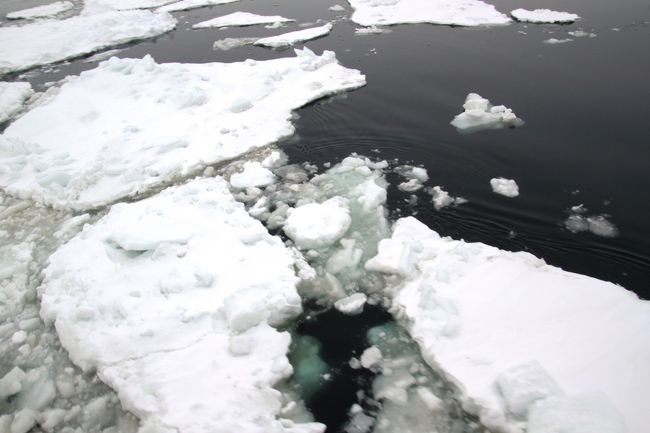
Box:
<box><xmin>511</xmin><ymin>8</ymin><xmax>580</xmax><ymax>24</ymax></box>
<box><xmin>284</xmin><ymin>197</ymin><xmax>351</xmax><ymax>249</ymax></box>
<box><xmin>334</xmin><ymin>293</ymin><xmax>368</xmax><ymax>315</ymax></box>
<box><xmin>193</xmin><ymin>12</ymin><xmax>295</xmax><ymax>29</ymax></box>
<box><xmin>451</xmin><ymin>93</ymin><xmax>524</xmax><ymax>134</ymax></box>
<box><xmin>230</xmin><ymin>161</ymin><xmax>276</xmax><ymax>189</ymax></box>
<box><xmin>360</xmin><ymin>346</ymin><xmax>382</xmax><ymax>369</ymax></box>
<box><xmin>490</xmin><ymin>177</ymin><xmax>519</xmax><ymax>197</ymax></box>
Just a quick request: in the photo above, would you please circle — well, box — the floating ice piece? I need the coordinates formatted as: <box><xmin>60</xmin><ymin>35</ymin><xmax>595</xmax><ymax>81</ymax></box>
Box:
<box><xmin>569</xmin><ymin>30</ymin><xmax>596</xmax><ymax>38</ymax></box>
<box><xmin>348</xmin><ymin>0</ymin><xmax>510</xmax><ymax>27</ymax></box>
<box><xmin>213</xmin><ymin>37</ymin><xmax>257</xmax><ymax>50</ymax></box>
<box><xmin>360</xmin><ymin>346</ymin><xmax>382</xmax><ymax>369</ymax></box>
<box><xmin>230</xmin><ymin>161</ymin><xmax>277</xmax><ymax>188</ymax></box>
<box><xmin>0</xmin><ymin>50</ymin><xmax>365</xmax><ymax>209</ymax></box>
<box><xmin>451</xmin><ymin>93</ymin><xmax>524</xmax><ymax>134</ymax></box>
<box><xmin>368</xmin><ymin>216</ymin><xmax>650</xmax><ymax>433</ymax></box>
<box><xmin>6</xmin><ymin>1</ymin><xmax>74</xmax><ymax>19</ymax></box>
<box><xmin>329</xmin><ymin>4</ymin><xmax>345</xmax><ymax>12</ymax></box>
<box><xmin>156</xmin><ymin>0</ymin><xmax>239</xmax><ymax>13</ymax></box>
<box><xmin>490</xmin><ymin>177</ymin><xmax>519</xmax><ymax>197</ymax></box>
<box><xmin>511</xmin><ymin>8</ymin><xmax>580</xmax><ymax>24</ymax></box>
<box><xmin>194</xmin><ymin>11</ymin><xmax>294</xmax><ymax>29</ymax></box>
<box><xmin>84</xmin><ymin>0</ymin><xmax>176</xmax><ymax>10</ymax></box>
<box><xmin>334</xmin><ymin>293</ymin><xmax>367</xmax><ymax>315</ymax></box>
<box><xmin>544</xmin><ymin>38</ymin><xmax>573</xmax><ymax>45</ymax></box>
<box><xmin>354</xmin><ymin>26</ymin><xmax>391</xmax><ymax>35</ymax></box>
<box><xmin>255</xmin><ymin>23</ymin><xmax>333</xmax><ymax>49</ymax></box>
<box><xmin>398</xmin><ymin>179</ymin><xmax>423</xmax><ymax>192</ymax></box>
<box><xmin>428</xmin><ymin>186</ymin><xmax>465</xmax><ymax>210</ymax></box>
<box><xmin>0</xmin><ymin>10</ymin><xmax>176</xmax><ymax>76</ymax></box>
<box><xmin>39</xmin><ymin>177</ymin><xmax>322</xmax><ymax>433</ymax></box>
<box><xmin>0</xmin><ymin>82</ymin><xmax>33</xmax><ymax>124</ymax></box>
<box><xmin>565</xmin><ymin>211</ymin><xmax>618</xmax><ymax>238</ymax></box>
<box><xmin>284</xmin><ymin>197</ymin><xmax>352</xmax><ymax>250</ymax></box>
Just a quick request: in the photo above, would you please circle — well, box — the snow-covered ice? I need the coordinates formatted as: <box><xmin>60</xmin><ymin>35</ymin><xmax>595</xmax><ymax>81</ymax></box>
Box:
<box><xmin>451</xmin><ymin>93</ymin><xmax>524</xmax><ymax>133</ymax></box>
<box><xmin>230</xmin><ymin>161</ymin><xmax>277</xmax><ymax>189</ymax></box>
<box><xmin>284</xmin><ymin>197</ymin><xmax>352</xmax><ymax>250</ymax></box>
<box><xmin>348</xmin><ymin>0</ymin><xmax>511</xmax><ymax>28</ymax></box>
<box><xmin>0</xmin><ymin>82</ymin><xmax>33</xmax><ymax>124</ymax></box>
<box><xmin>194</xmin><ymin>12</ymin><xmax>294</xmax><ymax>29</ymax></box>
<box><xmin>367</xmin><ymin>216</ymin><xmax>650</xmax><ymax>433</ymax></box>
<box><xmin>6</xmin><ymin>1</ymin><xmax>74</xmax><ymax>20</ymax></box>
<box><xmin>0</xmin><ymin>49</ymin><xmax>365</xmax><ymax>209</ymax></box>
<box><xmin>255</xmin><ymin>24</ymin><xmax>333</xmax><ymax>49</ymax></box>
<box><xmin>511</xmin><ymin>9</ymin><xmax>580</xmax><ymax>24</ymax></box>
<box><xmin>333</xmin><ymin>293</ymin><xmax>368</xmax><ymax>315</ymax></box>
<box><xmin>0</xmin><ymin>10</ymin><xmax>176</xmax><ymax>76</ymax></box>
<box><xmin>156</xmin><ymin>0</ymin><xmax>239</xmax><ymax>13</ymax></box>
<box><xmin>490</xmin><ymin>177</ymin><xmax>519</xmax><ymax>197</ymax></box>
<box><xmin>85</xmin><ymin>0</ymin><xmax>178</xmax><ymax>10</ymax></box>
<box><xmin>39</xmin><ymin>177</ymin><xmax>324</xmax><ymax>433</ymax></box>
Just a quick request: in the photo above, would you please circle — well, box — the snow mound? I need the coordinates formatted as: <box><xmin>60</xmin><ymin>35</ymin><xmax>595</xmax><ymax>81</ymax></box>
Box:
<box><xmin>156</xmin><ymin>0</ymin><xmax>239</xmax><ymax>13</ymax></box>
<box><xmin>194</xmin><ymin>12</ymin><xmax>294</xmax><ymax>29</ymax></box>
<box><xmin>0</xmin><ymin>49</ymin><xmax>365</xmax><ymax>210</ymax></box>
<box><xmin>0</xmin><ymin>82</ymin><xmax>33</xmax><ymax>124</ymax></box>
<box><xmin>348</xmin><ymin>0</ymin><xmax>510</xmax><ymax>27</ymax></box>
<box><xmin>255</xmin><ymin>23</ymin><xmax>333</xmax><ymax>49</ymax></box>
<box><xmin>451</xmin><ymin>93</ymin><xmax>524</xmax><ymax>133</ymax></box>
<box><xmin>511</xmin><ymin>9</ymin><xmax>580</xmax><ymax>24</ymax></box>
<box><xmin>367</xmin><ymin>216</ymin><xmax>650</xmax><ymax>433</ymax></box>
<box><xmin>284</xmin><ymin>197</ymin><xmax>352</xmax><ymax>250</ymax></box>
<box><xmin>490</xmin><ymin>177</ymin><xmax>519</xmax><ymax>197</ymax></box>
<box><xmin>230</xmin><ymin>161</ymin><xmax>276</xmax><ymax>189</ymax></box>
<box><xmin>0</xmin><ymin>10</ymin><xmax>176</xmax><ymax>76</ymax></box>
<box><xmin>39</xmin><ymin>177</ymin><xmax>323</xmax><ymax>433</ymax></box>
<box><xmin>6</xmin><ymin>1</ymin><xmax>74</xmax><ymax>20</ymax></box>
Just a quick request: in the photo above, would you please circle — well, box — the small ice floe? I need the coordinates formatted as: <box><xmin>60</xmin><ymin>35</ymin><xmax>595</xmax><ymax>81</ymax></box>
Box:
<box><xmin>0</xmin><ymin>82</ymin><xmax>33</xmax><ymax>124</ymax></box>
<box><xmin>229</xmin><ymin>161</ymin><xmax>276</xmax><ymax>189</ymax></box>
<box><xmin>254</xmin><ymin>23</ymin><xmax>333</xmax><ymax>49</ymax></box>
<box><xmin>156</xmin><ymin>0</ymin><xmax>238</xmax><ymax>13</ymax></box>
<box><xmin>85</xmin><ymin>0</ymin><xmax>177</xmax><ymax>10</ymax></box>
<box><xmin>543</xmin><ymin>38</ymin><xmax>573</xmax><ymax>45</ymax></box>
<box><xmin>451</xmin><ymin>93</ymin><xmax>524</xmax><ymax>134</ymax></box>
<box><xmin>366</xmin><ymin>216</ymin><xmax>650</xmax><ymax>433</ymax></box>
<box><xmin>334</xmin><ymin>293</ymin><xmax>368</xmax><ymax>315</ymax></box>
<box><xmin>6</xmin><ymin>1</ymin><xmax>74</xmax><ymax>19</ymax></box>
<box><xmin>213</xmin><ymin>37</ymin><xmax>257</xmax><ymax>50</ymax></box>
<box><xmin>193</xmin><ymin>12</ymin><xmax>294</xmax><ymax>29</ymax></box>
<box><xmin>348</xmin><ymin>0</ymin><xmax>511</xmax><ymax>27</ymax></box>
<box><xmin>427</xmin><ymin>186</ymin><xmax>466</xmax><ymax>210</ymax></box>
<box><xmin>354</xmin><ymin>26</ymin><xmax>391</xmax><ymax>35</ymax></box>
<box><xmin>511</xmin><ymin>8</ymin><xmax>580</xmax><ymax>24</ymax></box>
<box><xmin>569</xmin><ymin>30</ymin><xmax>597</xmax><ymax>38</ymax></box>
<box><xmin>360</xmin><ymin>346</ymin><xmax>382</xmax><ymax>369</ymax></box>
<box><xmin>564</xmin><ymin>205</ymin><xmax>618</xmax><ymax>237</ymax></box>
<box><xmin>0</xmin><ymin>10</ymin><xmax>176</xmax><ymax>76</ymax></box>
<box><xmin>490</xmin><ymin>177</ymin><xmax>519</xmax><ymax>197</ymax></box>
<box><xmin>329</xmin><ymin>4</ymin><xmax>345</xmax><ymax>12</ymax></box>
<box><xmin>395</xmin><ymin>165</ymin><xmax>429</xmax><ymax>192</ymax></box>
<box><xmin>284</xmin><ymin>197</ymin><xmax>352</xmax><ymax>250</ymax></box>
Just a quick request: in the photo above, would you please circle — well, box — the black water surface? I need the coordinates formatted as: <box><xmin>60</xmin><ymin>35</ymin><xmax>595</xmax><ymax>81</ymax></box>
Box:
<box><xmin>291</xmin><ymin>304</ymin><xmax>393</xmax><ymax>432</ymax></box>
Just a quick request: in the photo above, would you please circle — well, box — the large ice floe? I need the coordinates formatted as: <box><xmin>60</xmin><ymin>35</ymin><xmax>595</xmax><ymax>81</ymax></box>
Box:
<box><xmin>0</xmin><ymin>10</ymin><xmax>176</xmax><ymax>76</ymax></box>
<box><xmin>0</xmin><ymin>49</ymin><xmax>365</xmax><ymax>209</ymax></box>
<box><xmin>6</xmin><ymin>1</ymin><xmax>74</xmax><ymax>20</ymax></box>
<box><xmin>84</xmin><ymin>0</ymin><xmax>178</xmax><ymax>10</ymax></box>
<box><xmin>38</xmin><ymin>177</ymin><xmax>324</xmax><ymax>433</ymax></box>
<box><xmin>511</xmin><ymin>9</ymin><xmax>580</xmax><ymax>24</ymax></box>
<box><xmin>367</xmin><ymin>216</ymin><xmax>650</xmax><ymax>433</ymax></box>
<box><xmin>347</xmin><ymin>0</ymin><xmax>511</xmax><ymax>27</ymax></box>
<box><xmin>156</xmin><ymin>0</ymin><xmax>240</xmax><ymax>13</ymax></box>
<box><xmin>0</xmin><ymin>82</ymin><xmax>33</xmax><ymax>124</ymax></box>
<box><xmin>193</xmin><ymin>12</ymin><xmax>294</xmax><ymax>29</ymax></box>
<box><xmin>255</xmin><ymin>24</ymin><xmax>334</xmax><ymax>49</ymax></box>
<box><xmin>451</xmin><ymin>93</ymin><xmax>524</xmax><ymax>134</ymax></box>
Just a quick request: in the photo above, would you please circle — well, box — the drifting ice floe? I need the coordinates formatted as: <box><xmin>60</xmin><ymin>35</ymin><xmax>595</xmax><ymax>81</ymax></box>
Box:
<box><xmin>0</xmin><ymin>10</ymin><xmax>176</xmax><ymax>76</ymax></box>
<box><xmin>0</xmin><ymin>50</ymin><xmax>365</xmax><ymax>209</ymax></box>
<box><xmin>0</xmin><ymin>82</ymin><xmax>33</xmax><ymax>124</ymax></box>
<box><xmin>156</xmin><ymin>0</ymin><xmax>239</xmax><ymax>13</ymax></box>
<box><xmin>511</xmin><ymin>9</ymin><xmax>580</xmax><ymax>24</ymax></box>
<box><xmin>451</xmin><ymin>93</ymin><xmax>524</xmax><ymax>134</ymax></box>
<box><xmin>255</xmin><ymin>24</ymin><xmax>333</xmax><ymax>49</ymax></box>
<box><xmin>84</xmin><ymin>0</ymin><xmax>177</xmax><ymax>10</ymax></box>
<box><xmin>194</xmin><ymin>12</ymin><xmax>294</xmax><ymax>29</ymax></box>
<box><xmin>367</xmin><ymin>217</ymin><xmax>650</xmax><ymax>433</ymax></box>
<box><xmin>284</xmin><ymin>197</ymin><xmax>352</xmax><ymax>250</ymax></box>
<box><xmin>348</xmin><ymin>0</ymin><xmax>511</xmax><ymax>28</ymax></box>
<box><xmin>543</xmin><ymin>38</ymin><xmax>573</xmax><ymax>45</ymax></box>
<box><xmin>39</xmin><ymin>177</ymin><xmax>324</xmax><ymax>433</ymax></box>
<box><xmin>6</xmin><ymin>1</ymin><xmax>74</xmax><ymax>20</ymax></box>
<box><xmin>565</xmin><ymin>205</ymin><xmax>618</xmax><ymax>237</ymax></box>
<box><xmin>396</xmin><ymin>165</ymin><xmax>428</xmax><ymax>192</ymax></box>
<box><xmin>490</xmin><ymin>177</ymin><xmax>519</xmax><ymax>197</ymax></box>
<box><xmin>230</xmin><ymin>161</ymin><xmax>277</xmax><ymax>189</ymax></box>
<box><xmin>427</xmin><ymin>186</ymin><xmax>465</xmax><ymax>210</ymax></box>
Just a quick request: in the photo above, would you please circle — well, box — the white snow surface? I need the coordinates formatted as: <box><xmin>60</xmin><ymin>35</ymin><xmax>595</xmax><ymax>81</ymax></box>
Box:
<box><xmin>0</xmin><ymin>49</ymin><xmax>365</xmax><ymax>210</ymax></box>
<box><xmin>156</xmin><ymin>0</ymin><xmax>239</xmax><ymax>13</ymax></box>
<box><xmin>38</xmin><ymin>177</ymin><xmax>324</xmax><ymax>433</ymax></box>
<box><xmin>490</xmin><ymin>177</ymin><xmax>519</xmax><ymax>197</ymax></box>
<box><xmin>84</xmin><ymin>0</ymin><xmax>178</xmax><ymax>11</ymax></box>
<box><xmin>0</xmin><ymin>82</ymin><xmax>33</xmax><ymax>124</ymax></box>
<box><xmin>367</xmin><ymin>216</ymin><xmax>650</xmax><ymax>433</ymax></box>
<box><xmin>284</xmin><ymin>197</ymin><xmax>352</xmax><ymax>250</ymax></box>
<box><xmin>348</xmin><ymin>0</ymin><xmax>510</xmax><ymax>27</ymax></box>
<box><xmin>255</xmin><ymin>24</ymin><xmax>333</xmax><ymax>49</ymax></box>
<box><xmin>6</xmin><ymin>1</ymin><xmax>74</xmax><ymax>19</ymax></box>
<box><xmin>511</xmin><ymin>9</ymin><xmax>580</xmax><ymax>24</ymax></box>
<box><xmin>194</xmin><ymin>12</ymin><xmax>294</xmax><ymax>29</ymax></box>
<box><xmin>0</xmin><ymin>10</ymin><xmax>176</xmax><ymax>76</ymax></box>
<box><xmin>451</xmin><ymin>93</ymin><xmax>524</xmax><ymax>133</ymax></box>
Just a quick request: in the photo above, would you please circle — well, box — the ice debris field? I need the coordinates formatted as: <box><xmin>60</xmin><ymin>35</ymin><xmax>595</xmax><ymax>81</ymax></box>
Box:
<box><xmin>0</xmin><ymin>0</ymin><xmax>648</xmax><ymax>433</ymax></box>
